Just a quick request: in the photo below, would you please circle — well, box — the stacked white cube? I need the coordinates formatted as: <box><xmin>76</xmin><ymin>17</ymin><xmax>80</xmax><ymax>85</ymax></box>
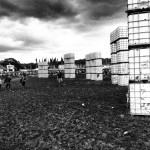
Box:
<box><xmin>64</xmin><ymin>53</ymin><xmax>75</xmax><ymax>78</ymax></box>
<box><xmin>130</xmin><ymin>83</ymin><xmax>150</xmax><ymax>115</ymax></box>
<box><xmin>38</xmin><ymin>62</ymin><xmax>48</xmax><ymax>78</ymax></box>
<box><xmin>86</xmin><ymin>52</ymin><xmax>103</xmax><ymax>81</ymax></box>
<box><xmin>110</xmin><ymin>26</ymin><xmax>129</xmax><ymax>86</ymax></box>
<box><xmin>111</xmin><ymin>43</ymin><xmax>118</xmax><ymax>84</ymax></box>
<box><xmin>117</xmin><ymin>38</ymin><xmax>129</xmax><ymax>86</ymax></box>
<box><xmin>127</xmin><ymin>0</ymin><xmax>150</xmax><ymax>115</ymax></box>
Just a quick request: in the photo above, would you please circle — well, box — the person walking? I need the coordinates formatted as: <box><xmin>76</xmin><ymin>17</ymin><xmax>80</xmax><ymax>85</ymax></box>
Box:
<box><xmin>4</xmin><ymin>74</ymin><xmax>11</xmax><ymax>90</ymax></box>
<box><xmin>57</xmin><ymin>70</ymin><xmax>63</xmax><ymax>85</ymax></box>
<box><xmin>19</xmin><ymin>74</ymin><xmax>26</xmax><ymax>89</ymax></box>
<box><xmin>0</xmin><ymin>77</ymin><xmax>2</xmax><ymax>90</ymax></box>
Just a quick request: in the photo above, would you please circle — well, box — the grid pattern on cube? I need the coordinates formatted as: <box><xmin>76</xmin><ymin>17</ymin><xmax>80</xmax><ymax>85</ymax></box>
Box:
<box><xmin>111</xmin><ymin>54</ymin><xmax>117</xmax><ymax>64</ymax></box>
<box><xmin>118</xmin><ymin>63</ymin><xmax>129</xmax><ymax>74</ymax></box>
<box><xmin>117</xmin><ymin>39</ymin><xmax>128</xmax><ymax>51</ymax></box>
<box><xmin>130</xmin><ymin>83</ymin><xmax>150</xmax><ymax>115</ymax></box>
<box><xmin>117</xmin><ymin>51</ymin><xmax>129</xmax><ymax>63</ymax></box>
<box><xmin>111</xmin><ymin>43</ymin><xmax>117</xmax><ymax>53</ymax></box>
<box><xmin>128</xmin><ymin>0</ymin><xmax>150</xmax><ymax>10</ymax></box>
<box><xmin>110</xmin><ymin>26</ymin><xmax>128</xmax><ymax>85</ymax></box>
<box><xmin>86</xmin><ymin>52</ymin><xmax>102</xmax><ymax>80</ymax></box>
<box><xmin>127</xmin><ymin>0</ymin><xmax>150</xmax><ymax>115</ymax></box>
<box><xmin>128</xmin><ymin>13</ymin><xmax>150</xmax><ymax>45</ymax></box>
<box><xmin>111</xmin><ymin>75</ymin><xmax>118</xmax><ymax>84</ymax></box>
<box><xmin>110</xmin><ymin>26</ymin><xmax>128</xmax><ymax>43</ymax></box>
<box><xmin>111</xmin><ymin>64</ymin><xmax>118</xmax><ymax>74</ymax></box>
<box><xmin>38</xmin><ymin>62</ymin><xmax>48</xmax><ymax>78</ymax></box>
<box><xmin>129</xmin><ymin>48</ymin><xmax>150</xmax><ymax>80</ymax></box>
<box><xmin>64</xmin><ymin>53</ymin><xmax>75</xmax><ymax>78</ymax></box>
<box><xmin>118</xmin><ymin>75</ymin><xmax>129</xmax><ymax>86</ymax></box>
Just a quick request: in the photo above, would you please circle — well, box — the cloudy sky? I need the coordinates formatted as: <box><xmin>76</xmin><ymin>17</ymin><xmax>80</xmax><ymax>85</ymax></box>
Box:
<box><xmin>0</xmin><ymin>0</ymin><xmax>127</xmax><ymax>63</ymax></box>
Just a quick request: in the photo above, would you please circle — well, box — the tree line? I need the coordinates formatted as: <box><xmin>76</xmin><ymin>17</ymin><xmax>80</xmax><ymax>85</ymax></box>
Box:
<box><xmin>0</xmin><ymin>57</ymin><xmax>64</xmax><ymax>71</ymax></box>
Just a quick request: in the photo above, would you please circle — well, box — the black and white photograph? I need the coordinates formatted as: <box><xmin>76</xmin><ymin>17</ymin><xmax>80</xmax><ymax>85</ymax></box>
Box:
<box><xmin>0</xmin><ymin>0</ymin><xmax>150</xmax><ymax>149</ymax></box>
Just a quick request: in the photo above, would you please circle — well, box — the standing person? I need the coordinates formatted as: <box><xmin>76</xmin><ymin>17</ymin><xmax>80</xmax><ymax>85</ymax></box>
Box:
<box><xmin>0</xmin><ymin>76</ymin><xmax>2</xmax><ymax>90</ymax></box>
<box><xmin>20</xmin><ymin>74</ymin><xmax>26</xmax><ymax>88</ymax></box>
<box><xmin>57</xmin><ymin>70</ymin><xmax>63</xmax><ymax>85</ymax></box>
<box><xmin>4</xmin><ymin>74</ymin><xmax>11</xmax><ymax>90</ymax></box>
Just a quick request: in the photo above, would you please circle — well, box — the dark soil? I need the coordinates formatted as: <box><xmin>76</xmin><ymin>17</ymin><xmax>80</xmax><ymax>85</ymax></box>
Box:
<box><xmin>0</xmin><ymin>75</ymin><xmax>150</xmax><ymax>150</ymax></box>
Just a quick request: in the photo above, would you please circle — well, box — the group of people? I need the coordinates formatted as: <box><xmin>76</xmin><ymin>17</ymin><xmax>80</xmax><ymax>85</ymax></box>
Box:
<box><xmin>0</xmin><ymin>70</ymin><xmax>63</xmax><ymax>90</ymax></box>
<box><xmin>0</xmin><ymin>73</ymin><xmax>27</xmax><ymax>90</ymax></box>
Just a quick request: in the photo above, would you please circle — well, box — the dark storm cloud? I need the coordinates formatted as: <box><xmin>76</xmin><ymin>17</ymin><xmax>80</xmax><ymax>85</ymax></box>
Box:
<box><xmin>80</xmin><ymin>0</ymin><xmax>126</xmax><ymax>20</ymax></box>
<box><xmin>0</xmin><ymin>0</ymin><xmax>77</xmax><ymax>19</ymax></box>
<box><xmin>0</xmin><ymin>0</ymin><xmax>126</xmax><ymax>21</ymax></box>
<box><xmin>0</xmin><ymin>45</ymin><xmax>18</xmax><ymax>52</ymax></box>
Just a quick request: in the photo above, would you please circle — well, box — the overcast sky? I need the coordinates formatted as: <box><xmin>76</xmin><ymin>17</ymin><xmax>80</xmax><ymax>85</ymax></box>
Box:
<box><xmin>0</xmin><ymin>0</ymin><xmax>127</xmax><ymax>63</ymax></box>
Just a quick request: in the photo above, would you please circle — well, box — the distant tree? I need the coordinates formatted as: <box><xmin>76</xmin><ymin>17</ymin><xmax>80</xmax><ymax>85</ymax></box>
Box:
<box><xmin>0</xmin><ymin>58</ymin><xmax>23</xmax><ymax>71</ymax></box>
<box><xmin>23</xmin><ymin>63</ymin><xmax>36</xmax><ymax>69</ymax></box>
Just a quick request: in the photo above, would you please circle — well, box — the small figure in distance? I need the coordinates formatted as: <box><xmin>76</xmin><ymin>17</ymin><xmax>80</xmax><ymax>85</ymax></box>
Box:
<box><xmin>0</xmin><ymin>76</ymin><xmax>2</xmax><ymax>90</ymax></box>
<box><xmin>19</xmin><ymin>73</ymin><xmax>26</xmax><ymax>89</ymax></box>
<box><xmin>4</xmin><ymin>74</ymin><xmax>11</xmax><ymax>90</ymax></box>
<box><xmin>57</xmin><ymin>70</ymin><xmax>63</xmax><ymax>85</ymax></box>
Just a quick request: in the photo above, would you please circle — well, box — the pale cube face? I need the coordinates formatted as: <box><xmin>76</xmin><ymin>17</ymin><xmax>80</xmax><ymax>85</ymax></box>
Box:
<box><xmin>38</xmin><ymin>62</ymin><xmax>48</xmax><ymax>66</ymax></box>
<box><xmin>95</xmin><ymin>74</ymin><xmax>103</xmax><ymax>81</ymax></box>
<box><xmin>129</xmin><ymin>83</ymin><xmax>150</xmax><ymax>115</ymax></box>
<box><xmin>64</xmin><ymin>53</ymin><xmax>75</xmax><ymax>59</ymax></box>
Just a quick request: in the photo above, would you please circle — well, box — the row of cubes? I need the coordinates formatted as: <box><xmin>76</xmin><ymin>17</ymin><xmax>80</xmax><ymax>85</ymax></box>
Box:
<box><xmin>130</xmin><ymin>83</ymin><xmax>150</xmax><ymax>115</ymax></box>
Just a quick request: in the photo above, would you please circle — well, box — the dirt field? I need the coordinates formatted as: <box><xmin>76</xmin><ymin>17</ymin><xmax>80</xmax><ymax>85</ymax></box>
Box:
<box><xmin>0</xmin><ymin>75</ymin><xmax>150</xmax><ymax>150</ymax></box>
